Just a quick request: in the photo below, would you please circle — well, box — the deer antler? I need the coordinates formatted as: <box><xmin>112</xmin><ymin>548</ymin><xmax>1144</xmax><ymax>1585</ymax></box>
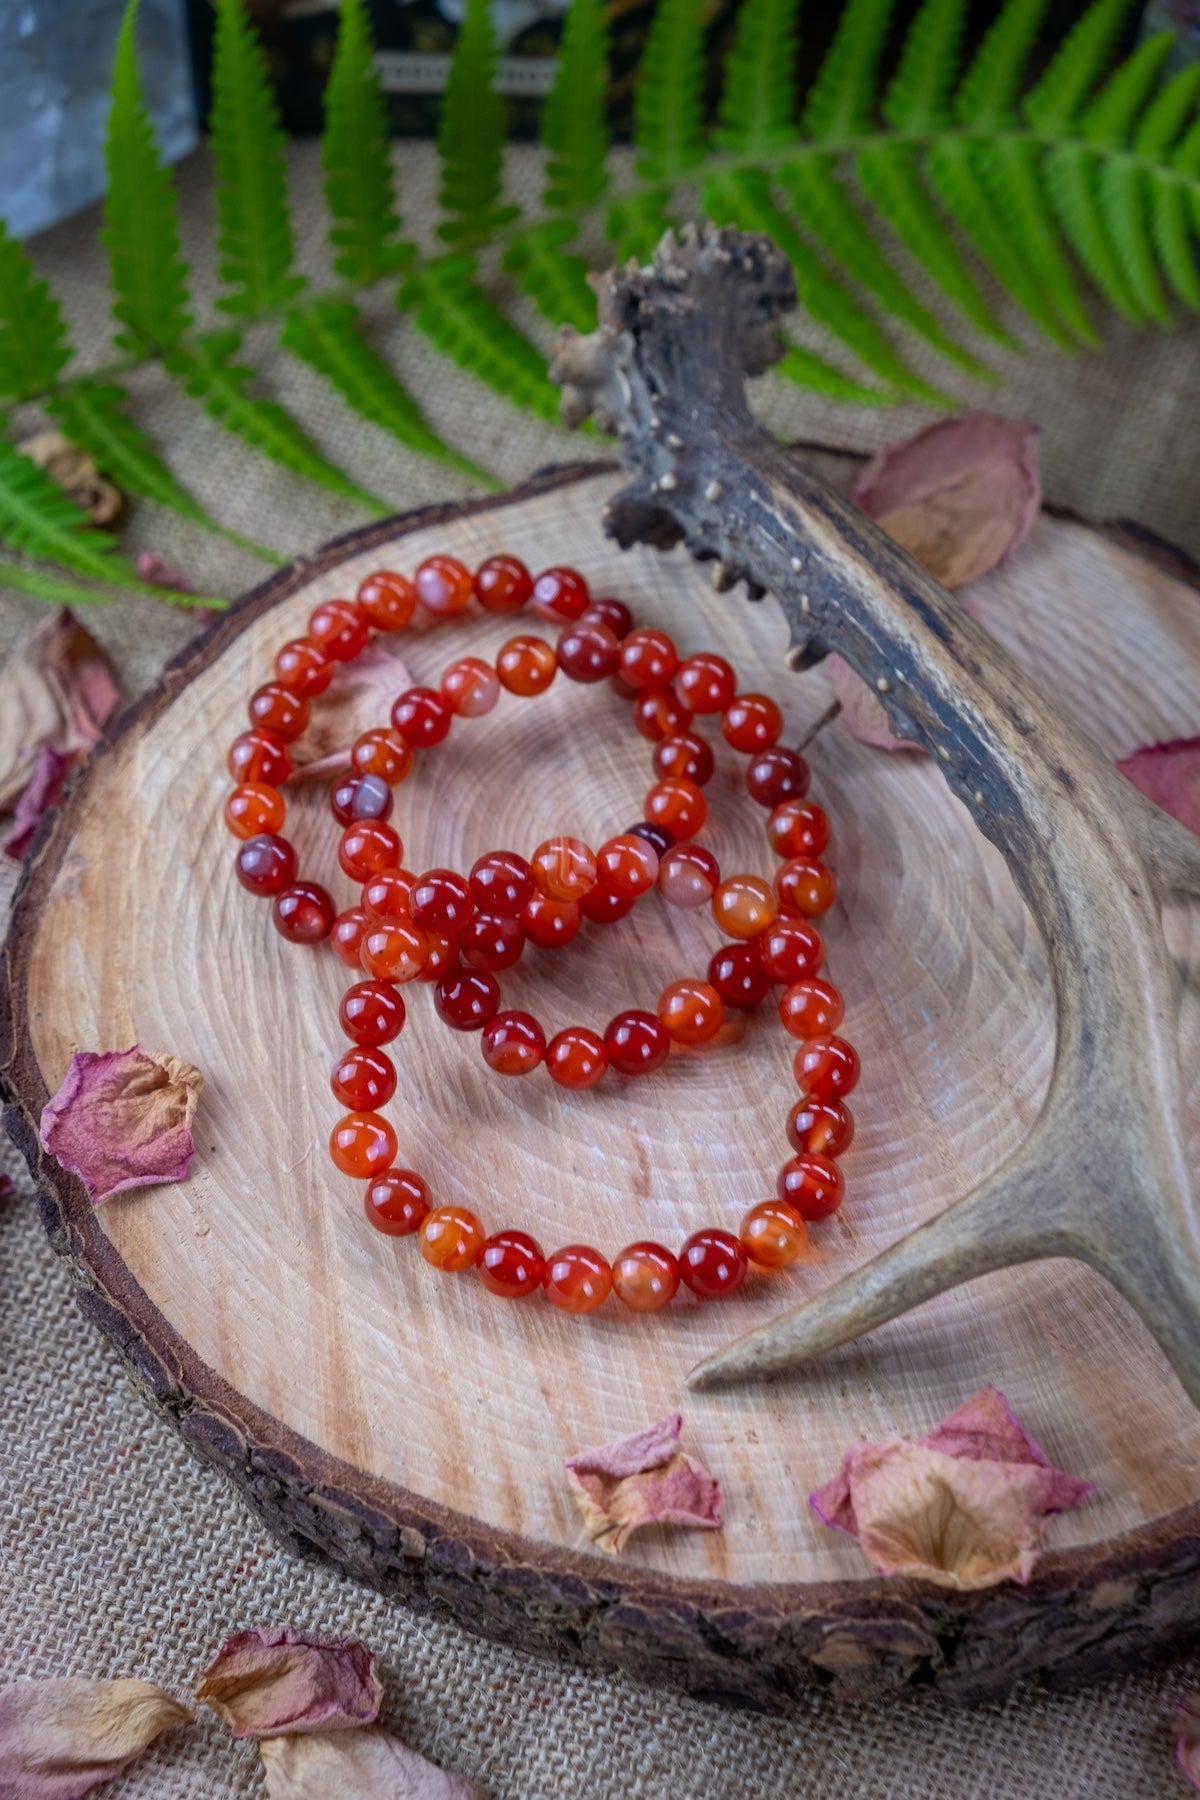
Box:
<box><xmin>551</xmin><ymin>225</ymin><xmax>1200</xmax><ymax>1402</ymax></box>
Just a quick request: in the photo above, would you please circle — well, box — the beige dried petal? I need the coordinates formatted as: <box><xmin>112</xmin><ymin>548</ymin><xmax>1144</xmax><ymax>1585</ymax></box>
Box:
<box><xmin>259</xmin><ymin>1727</ymin><xmax>485</xmax><ymax>1799</ymax></box>
<box><xmin>565</xmin><ymin>1414</ymin><xmax>723</xmax><ymax>1556</ymax></box>
<box><xmin>40</xmin><ymin>1046</ymin><xmax>203</xmax><ymax>1205</ymax></box>
<box><xmin>0</xmin><ymin>1676</ymin><xmax>192</xmax><ymax>1799</ymax></box>
<box><xmin>195</xmin><ymin>1628</ymin><xmax>382</xmax><ymax>1739</ymax></box>
<box><xmin>287</xmin><ymin>642</ymin><xmax>412</xmax><ymax>783</ymax></box>
<box><xmin>0</xmin><ymin>609</ymin><xmax>119</xmax><ymax>811</ymax></box>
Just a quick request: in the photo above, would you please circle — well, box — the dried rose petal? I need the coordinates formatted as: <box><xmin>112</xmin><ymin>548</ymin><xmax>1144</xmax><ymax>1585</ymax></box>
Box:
<box><xmin>0</xmin><ymin>608</ymin><xmax>119</xmax><ymax>812</ymax></box>
<box><xmin>287</xmin><ymin>642</ymin><xmax>412</xmax><ymax>783</ymax></box>
<box><xmin>1175</xmin><ymin>1692</ymin><xmax>1200</xmax><ymax>1793</ymax></box>
<box><xmin>135</xmin><ymin>551</ymin><xmax>198</xmax><ymax>596</ymax></box>
<box><xmin>564</xmin><ymin>1413</ymin><xmax>723</xmax><ymax>1557</ymax></box>
<box><xmin>809</xmin><ymin>1385</ymin><xmax>1093</xmax><ymax>1590</ymax></box>
<box><xmin>4</xmin><ymin>745</ymin><xmax>72</xmax><ymax>860</ymax></box>
<box><xmin>39</xmin><ymin>1046</ymin><xmax>203</xmax><ymax>1206</ymax></box>
<box><xmin>195</xmin><ymin>1628</ymin><xmax>383</xmax><ymax>1739</ymax></box>
<box><xmin>0</xmin><ymin>1172</ymin><xmax>13</xmax><ymax>1200</ymax></box>
<box><xmin>1117</xmin><ymin>738</ymin><xmax>1200</xmax><ymax>839</ymax></box>
<box><xmin>0</xmin><ymin>1676</ymin><xmax>192</xmax><ymax>1799</ymax></box>
<box><xmin>259</xmin><ymin>1728</ymin><xmax>485</xmax><ymax>1799</ymax></box>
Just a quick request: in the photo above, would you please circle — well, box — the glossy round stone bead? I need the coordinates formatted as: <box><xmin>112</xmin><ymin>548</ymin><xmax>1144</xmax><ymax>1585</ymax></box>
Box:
<box><xmin>481</xmin><ymin>1010</ymin><xmax>545</xmax><ymax>1075</ymax></box>
<box><xmin>235</xmin><ymin>833</ymin><xmax>297</xmax><ymax>897</ymax></box>
<box><xmin>604</xmin><ymin>1010</ymin><xmax>670</xmax><ymax>1076</ymax></box>
<box><xmin>747</xmin><ymin>746</ymin><xmax>810</xmax><ymax>808</ymax></box>
<box><xmin>580</xmin><ymin>597</ymin><xmax>634</xmax><ymax>639</ymax></box>
<box><xmin>479</xmin><ymin>1229</ymin><xmax>545</xmax><ymax>1298</ymax></box>
<box><xmin>679</xmin><ymin>1229</ymin><xmax>748</xmax><ymax>1299</ymax></box>
<box><xmin>415</xmin><ymin>554</ymin><xmax>473</xmax><ymax>617</ymax></box>
<box><xmin>417</xmin><ymin>933</ymin><xmax>459</xmax><ymax>982</ymax></box>
<box><xmin>419</xmin><ymin>1205</ymin><xmax>486</xmax><ymax>1272</ymax></box>
<box><xmin>632</xmin><ymin>688</ymin><xmax>693</xmax><ymax>742</ymax></box>
<box><xmin>331</xmin><ymin>906</ymin><xmax>372</xmax><ymax>969</ymax></box>
<box><xmin>474</xmin><ymin>554</ymin><xmax>533</xmax><ymax>614</ymax></box>
<box><xmin>339</xmin><ymin>979</ymin><xmax>406</xmax><ymax>1045</ymax></box>
<box><xmin>779</xmin><ymin>977</ymin><xmax>845</xmax><ymax>1039</ymax></box>
<box><xmin>778</xmin><ymin>1151</ymin><xmax>845</xmax><ymax>1220</ymax></box>
<box><xmin>618</xmin><ymin>628</ymin><xmax>678</xmax><ymax>691</ymax></box>
<box><xmin>657</xmin><ymin>979</ymin><xmax>724</xmax><ymax>1046</ymax></box>
<box><xmin>556</xmin><ymin>621</ymin><xmax>620</xmax><ymax>682</ymax></box>
<box><xmin>228</xmin><ymin>727</ymin><xmax>291</xmax><ymax>786</ymax></box>
<box><xmin>330</xmin><ymin>773</ymin><xmax>394</xmax><ymax>826</ymax></box>
<box><xmin>331</xmin><ymin>1044</ymin><xmax>397</xmax><ymax>1109</ymax></box>
<box><xmin>712</xmin><ymin>873</ymin><xmax>777</xmax><ymax>940</ymax></box>
<box><xmin>363</xmin><ymin>867</ymin><xmax>417</xmax><ymax>920</ymax></box>
<box><xmin>627</xmin><ymin>821</ymin><xmax>674</xmax><ymax>858</ymax></box>
<box><xmin>674</xmin><ymin>652</ymin><xmax>736</xmax><ymax>714</ymax></box>
<box><xmin>611</xmin><ymin>1242</ymin><xmax>680</xmax><ymax>1311</ymax></box>
<box><xmin>470</xmin><ymin>850</ymin><xmax>534</xmax><ymax>918</ymax></box>
<box><xmin>350</xmin><ymin>728</ymin><xmax>413</xmax><ymax>785</ymax></box>
<box><xmin>596</xmin><ymin>834</ymin><xmax>659</xmax><ymax>899</ymax></box>
<box><xmin>521</xmin><ymin>894</ymin><xmax>582</xmax><ymax>949</ymax></box>
<box><xmin>356</xmin><ymin>568</ymin><xmax>416</xmax><ymax>631</ymax></box>
<box><xmin>360</xmin><ymin>920</ymin><xmax>428</xmax><ymax>983</ymax></box>
<box><xmin>273</xmin><ymin>881</ymin><xmax>336</xmax><ymax>943</ymax></box>
<box><xmin>497</xmin><ymin>634</ymin><xmax>558</xmax><ymax>697</ymax></box>
<box><xmin>364</xmin><ymin>1168</ymin><xmax>429</xmax><ymax>1236</ymax></box>
<box><xmin>531</xmin><ymin>565</ymin><xmax>589</xmax><ymax>622</ymax></box>
<box><xmin>329</xmin><ymin>1110</ymin><xmax>397</xmax><ymax>1178</ymax></box>
<box><xmin>786</xmin><ymin>1097</ymin><xmax>855</xmax><ymax>1159</ymax></box>
<box><xmin>225</xmin><ymin>783</ymin><xmax>285</xmax><ymax>840</ymax></box>
<box><xmin>708</xmin><ymin>942</ymin><xmax>773</xmax><ymax>1009</ymax></box>
<box><xmin>410</xmin><ymin>868</ymin><xmax>473</xmax><ymax>933</ymax></box>
<box><xmin>722</xmin><ymin>692</ymin><xmax>783</xmax><ymax>754</ymax></box>
<box><xmin>249</xmin><ymin>681</ymin><xmax>309</xmax><ymax>741</ymax></box>
<box><xmin>545</xmin><ymin>1026</ymin><xmax>607</xmax><ymax>1089</ymax></box>
<box><xmin>652</xmin><ymin>731</ymin><xmax>715</xmax><ymax>786</ymax></box>
<box><xmin>441</xmin><ymin>655</ymin><xmax>500</xmax><ymax>718</ymax></box>
<box><xmin>461</xmin><ymin>912</ymin><xmax>525</xmax><ymax>972</ymax></box>
<box><xmin>658</xmin><ymin>843</ymin><xmax>720</xmax><ymax>910</ymax></box>
<box><xmin>756</xmin><ymin>919</ymin><xmax>824</xmax><ymax>985</ymax></box>
<box><xmin>391</xmin><ymin>686</ymin><xmax>452</xmax><ymax>748</ymax></box>
<box><xmin>339</xmin><ymin>820</ymin><xmax>403</xmax><ymax>881</ymax></box>
<box><xmin>644</xmin><ymin>777</ymin><xmax>706</xmax><ymax>841</ymax></box>
<box><xmin>543</xmin><ymin>1244</ymin><xmax>612</xmax><ymax>1313</ymax></box>
<box><xmin>434</xmin><ymin>968</ymin><xmax>501</xmax><ymax>1031</ymax></box>
<box><xmin>580</xmin><ymin>883</ymin><xmax>634</xmax><ymax>925</ymax></box>
<box><xmin>531</xmin><ymin>836</ymin><xmax>597</xmax><ymax>903</ymax></box>
<box><xmin>309</xmin><ymin>598</ymin><xmax>371</xmax><ymax>661</ymax></box>
<box><xmin>767</xmin><ymin>799</ymin><xmax>830</xmax><ymax>860</ymax></box>
<box><xmin>792</xmin><ymin>1035</ymin><xmax>861</xmax><ymax>1101</ymax></box>
<box><xmin>274</xmin><ymin>636</ymin><xmax>334</xmax><ymax>698</ymax></box>
<box><xmin>740</xmin><ymin>1201</ymin><xmax>808</xmax><ymax>1270</ymax></box>
<box><xmin>776</xmin><ymin>858</ymin><xmax>837</xmax><ymax>918</ymax></box>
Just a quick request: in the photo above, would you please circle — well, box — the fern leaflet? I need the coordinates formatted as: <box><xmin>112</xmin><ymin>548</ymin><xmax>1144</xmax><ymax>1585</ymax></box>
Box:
<box><xmin>973</xmin><ymin>137</ymin><xmax>1099</xmax><ymax>342</ymax></box>
<box><xmin>211</xmin><ymin>0</ymin><xmax>305</xmax><ymax>316</ymax></box>
<box><xmin>882</xmin><ymin>0</ymin><xmax>964</xmax><ymax>133</ymax></box>
<box><xmin>1043</xmin><ymin>142</ymin><xmax>1144</xmax><ymax>320</ymax></box>
<box><xmin>1136</xmin><ymin>64</ymin><xmax>1200</xmax><ymax>156</ymax></box>
<box><xmin>322</xmin><ymin>0</ymin><xmax>409</xmax><ymax>284</ymax></box>
<box><xmin>0</xmin><ymin>433</ymin><xmax>141</xmax><ymax>583</ymax></box>
<box><xmin>714</xmin><ymin>0</ymin><xmax>801</xmax><ymax>157</ymax></box>
<box><xmin>775</xmin><ymin>344</ymin><xmax>896</xmax><ymax>405</ymax></box>
<box><xmin>1024</xmin><ymin>0</ymin><xmax>1135</xmax><ymax>131</ymax></box>
<box><xmin>1084</xmin><ymin>32</ymin><xmax>1174</xmax><ymax>144</ymax></box>
<box><xmin>954</xmin><ymin>0</ymin><xmax>1046</xmax><ymax>128</ymax></box>
<box><xmin>540</xmin><ymin>0</ymin><xmax>610</xmax><ymax>212</ymax></box>
<box><xmin>1149</xmin><ymin>179</ymin><xmax>1200</xmax><ymax>308</ymax></box>
<box><xmin>803</xmin><ymin>0</ymin><xmax>895</xmax><ymax>140</ymax></box>
<box><xmin>633</xmin><ymin>0</ymin><xmax>707</xmax><ymax>185</ymax></box>
<box><xmin>503</xmin><ymin>225</ymin><xmax>598</xmax><ymax>335</ymax></box>
<box><xmin>1099</xmin><ymin>160</ymin><xmax>1170</xmax><ymax>321</ymax></box>
<box><xmin>437</xmin><ymin>0</ymin><xmax>519</xmax><ymax>248</ymax></box>
<box><xmin>399</xmin><ymin>258</ymin><xmax>560</xmax><ymax>421</ymax></box>
<box><xmin>0</xmin><ymin>223</ymin><xmax>71</xmax><ymax>403</ymax></box>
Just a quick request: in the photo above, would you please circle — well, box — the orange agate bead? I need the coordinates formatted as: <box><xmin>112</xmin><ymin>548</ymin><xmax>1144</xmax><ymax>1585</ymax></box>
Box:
<box><xmin>441</xmin><ymin>655</ymin><xmax>500</xmax><ymax>718</ymax></box>
<box><xmin>531</xmin><ymin>836</ymin><xmax>597</xmax><ymax>902</ymax></box>
<box><xmin>419</xmin><ymin>1204</ymin><xmax>486</xmax><ymax>1271</ymax></box>
<box><xmin>228</xmin><ymin>727</ymin><xmax>291</xmax><ymax>786</ymax></box>
<box><xmin>767</xmin><ymin>799</ymin><xmax>830</xmax><ymax>860</ymax></box>
<box><xmin>722</xmin><ymin>693</ymin><xmax>782</xmax><ymax>753</ymax></box>
<box><xmin>415</xmin><ymin>554</ymin><xmax>474</xmax><ymax>617</ymax></box>
<box><xmin>365</xmin><ymin>1168</ymin><xmax>429</xmax><ymax>1235</ymax></box>
<box><xmin>351</xmin><ymin>728</ymin><xmax>413</xmax><ymax>785</ymax></box>
<box><xmin>545</xmin><ymin>1026</ymin><xmax>607</xmax><ymax>1088</ymax></box>
<box><xmin>497</xmin><ymin>634</ymin><xmax>557</xmax><ymax>696</ymax></box>
<box><xmin>740</xmin><ymin>1201</ymin><xmax>808</xmax><ymax>1269</ymax></box>
<box><xmin>611</xmin><ymin>1242</ymin><xmax>680</xmax><ymax>1311</ymax></box>
<box><xmin>329</xmin><ymin>1110</ymin><xmax>397</xmax><ymax>1178</ymax></box>
<box><xmin>543</xmin><ymin>1244</ymin><xmax>612</xmax><ymax>1313</ymax></box>
<box><xmin>360</xmin><ymin>920</ymin><xmax>429</xmax><ymax>982</ymax></box>
<box><xmin>274</xmin><ymin>637</ymin><xmax>333</xmax><ymax>698</ymax></box>
<box><xmin>249</xmin><ymin>682</ymin><xmax>309</xmax><ymax>740</ymax></box>
<box><xmin>776</xmin><ymin>857</ymin><xmax>837</xmax><ymax>918</ymax></box>
<box><xmin>596</xmin><ymin>834</ymin><xmax>659</xmax><ymax>899</ymax></box>
<box><xmin>778</xmin><ymin>977</ymin><xmax>844</xmax><ymax>1039</ymax></box>
<box><xmin>643</xmin><ymin>777</ymin><xmax>707</xmax><ymax>840</ymax></box>
<box><xmin>224</xmin><ymin>782</ymin><xmax>285</xmax><ymax>840</ymax></box>
<box><xmin>657</xmin><ymin>979</ymin><xmax>724</xmax><ymax>1045</ymax></box>
<box><xmin>357</xmin><ymin>568</ymin><xmax>416</xmax><ymax>630</ymax></box>
<box><xmin>712</xmin><ymin>873</ymin><xmax>777</xmax><ymax>939</ymax></box>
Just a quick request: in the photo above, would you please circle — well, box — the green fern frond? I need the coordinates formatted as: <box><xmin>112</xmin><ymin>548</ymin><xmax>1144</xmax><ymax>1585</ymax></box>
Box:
<box><xmin>1043</xmin><ymin>142</ymin><xmax>1143</xmax><ymax>319</ymax></box>
<box><xmin>1178</xmin><ymin>115</ymin><xmax>1200</xmax><ymax>175</ymax></box>
<box><xmin>1098</xmin><ymin>160</ymin><xmax>1169</xmax><ymax>322</ymax></box>
<box><xmin>1084</xmin><ymin>31</ymin><xmax>1174</xmax><ymax>144</ymax></box>
<box><xmin>503</xmin><ymin>224</ymin><xmax>598</xmax><ymax>334</ymax></box>
<box><xmin>634</xmin><ymin>0</ymin><xmax>707</xmax><ymax>186</ymax></box>
<box><xmin>211</xmin><ymin>0</ymin><xmax>305</xmax><ymax>316</ymax></box>
<box><xmin>803</xmin><ymin>0</ymin><xmax>895</xmax><ymax>140</ymax></box>
<box><xmin>1024</xmin><ymin>0</ymin><xmax>1134</xmax><ymax>131</ymax></box>
<box><xmin>0</xmin><ymin>433</ymin><xmax>139</xmax><ymax>583</ymax></box>
<box><xmin>973</xmin><ymin>137</ymin><xmax>1099</xmax><ymax>342</ymax></box>
<box><xmin>1149</xmin><ymin>179</ymin><xmax>1200</xmax><ymax>307</ymax></box>
<box><xmin>540</xmin><ymin>0</ymin><xmax>610</xmax><ymax>212</ymax></box>
<box><xmin>775</xmin><ymin>344</ymin><xmax>896</xmax><ymax>405</ymax></box>
<box><xmin>102</xmin><ymin>0</ymin><xmax>192</xmax><ymax>356</ymax></box>
<box><xmin>606</xmin><ymin>191</ymin><xmax>676</xmax><ymax>263</ymax></box>
<box><xmin>437</xmin><ymin>0</ymin><xmax>519</xmax><ymax>248</ymax></box>
<box><xmin>0</xmin><ymin>222</ymin><xmax>71</xmax><ymax>403</ymax></box>
<box><xmin>715</xmin><ymin>0</ymin><xmax>801</xmax><ymax>157</ymax></box>
<box><xmin>954</xmin><ymin>0</ymin><xmax>1046</xmax><ymax>127</ymax></box>
<box><xmin>322</xmin><ymin>0</ymin><xmax>409</xmax><ymax>283</ymax></box>
<box><xmin>882</xmin><ymin>0</ymin><xmax>964</xmax><ymax>132</ymax></box>
<box><xmin>0</xmin><ymin>557</ymin><xmax>222</xmax><ymax>608</ymax></box>
<box><xmin>1137</xmin><ymin>63</ymin><xmax>1200</xmax><ymax>155</ymax></box>
<box><xmin>399</xmin><ymin>257</ymin><xmax>561</xmax><ymax>421</ymax></box>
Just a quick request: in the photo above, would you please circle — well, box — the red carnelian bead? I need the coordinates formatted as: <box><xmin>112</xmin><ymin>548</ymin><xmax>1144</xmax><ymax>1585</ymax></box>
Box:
<box><xmin>332</xmin><ymin>907</ymin><xmax>372</xmax><ymax>968</ymax></box>
<box><xmin>787</xmin><ymin>1097</ymin><xmax>855</xmax><ymax>1159</ymax></box>
<box><xmin>597</xmin><ymin>834</ymin><xmax>659</xmax><ymax>899</ymax></box>
<box><xmin>275</xmin><ymin>637</ymin><xmax>334</xmax><ymax>698</ymax></box>
<box><xmin>340</xmin><ymin>980</ymin><xmax>406</xmax><ymax>1045</ymax></box>
<box><xmin>470</xmin><ymin>850</ymin><xmax>533</xmax><ymax>918</ymax></box>
<box><xmin>657</xmin><ymin>979</ymin><xmax>724</xmax><ymax>1045</ymax></box>
<box><xmin>604</xmin><ymin>1010</ymin><xmax>670</xmax><ymax>1076</ymax></box>
<box><xmin>228</xmin><ymin>727</ymin><xmax>291</xmax><ymax>786</ymax></box>
<box><xmin>522</xmin><ymin>894</ymin><xmax>582</xmax><ymax>949</ymax></box>
<box><xmin>778</xmin><ymin>1152</ymin><xmax>844</xmax><ymax>1220</ymax></box>
<box><xmin>740</xmin><ymin>1201</ymin><xmax>808</xmax><ymax>1270</ymax></box>
<box><xmin>417</xmin><ymin>933</ymin><xmax>459</xmax><ymax>982</ymax></box>
<box><xmin>581</xmin><ymin>884</ymin><xmax>634</xmax><ymax>925</ymax></box>
<box><xmin>556</xmin><ymin>621</ymin><xmax>620</xmax><ymax>683</ymax></box>
<box><xmin>360</xmin><ymin>920</ymin><xmax>428</xmax><ymax>983</ymax></box>
<box><xmin>356</xmin><ymin>568</ymin><xmax>416</xmax><ymax>631</ymax></box>
<box><xmin>274</xmin><ymin>881</ymin><xmax>336</xmax><ymax>943</ymax></box>
<box><xmin>653</xmin><ymin>731</ymin><xmax>715</xmax><ymax>786</ymax></box>
<box><xmin>793</xmin><ymin>1035</ymin><xmax>860</xmax><ymax>1100</ymax></box>
<box><xmin>543</xmin><ymin>1244</ymin><xmax>612</xmax><ymax>1313</ymax></box>
<box><xmin>420</xmin><ymin>1205</ymin><xmax>486</xmax><ymax>1272</ymax></box>
<box><xmin>713</xmin><ymin>873</ymin><xmax>777</xmax><ymax>940</ymax></box>
<box><xmin>545</xmin><ymin>1026</ymin><xmax>607</xmax><ymax>1088</ymax></box>
<box><xmin>351</xmin><ymin>728</ymin><xmax>413</xmax><ymax>785</ymax></box>
<box><xmin>365</xmin><ymin>1168</ymin><xmax>429</xmax><ymax>1235</ymax></box>
<box><xmin>391</xmin><ymin>686</ymin><xmax>452</xmax><ymax>748</ymax></box>
<box><xmin>236</xmin><ymin>833</ymin><xmax>296</xmax><ymax>897</ymax></box>
<box><xmin>779</xmin><ymin>977</ymin><xmax>845</xmax><ymax>1039</ymax></box>
<box><xmin>756</xmin><ymin>919</ymin><xmax>824</xmax><ymax>984</ymax></box>
<box><xmin>674</xmin><ymin>652</ymin><xmax>736</xmax><ymax>714</ymax></box>
<box><xmin>415</xmin><ymin>554</ymin><xmax>473</xmax><ymax>617</ymax></box>
<box><xmin>644</xmin><ymin>777</ymin><xmax>706</xmax><ymax>840</ymax></box>
<box><xmin>776</xmin><ymin>858</ymin><xmax>837</xmax><ymax>918</ymax></box>
<box><xmin>363</xmin><ymin>867</ymin><xmax>417</xmax><ymax>920</ymax></box>
<box><xmin>679</xmin><ymin>1229</ymin><xmax>748</xmax><ymax>1299</ymax></box>
<box><xmin>309</xmin><ymin>599</ymin><xmax>371</xmax><ymax>661</ymax></box>
<box><xmin>618</xmin><ymin>628</ymin><xmax>678</xmax><ymax>691</ymax></box>
<box><xmin>768</xmin><ymin>799</ymin><xmax>830</xmax><ymax>860</ymax></box>
<box><xmin>330</xmin><ymin>773</ymin><xmax>394</xmax><ymax>825</ymax></box>
<box><xmin>331</xmin><ymin>1044</ymin><xmax>397</xmax><ymax>1110</ymax></box>
<box><xmin>441</xmin><ymin>655</ymin><xmax>500</xmax><ymax>718</ymax></box>
<box><xmin>708</xmin><ymin>942</ymin><xmax>773</xmax><ymax>1009</ymax></box>
<box><xmin>474</xmin><ymin>554</ymin><xmax>533</xmax><ymax>614</ymax></box>
<box><xmin>531</xmin><ymin>565</ymin><xmax>589</xmax><ymax>623</ymax></box>
<box><xmin>329</xmin><ymin>1110</ymin><xmax>397</xmax><ymax>1178</ymax></box>
<box><xmin>722</xmin><ymin>693</ymin><xmax>783</xmax><ymax>753</ymax></box>
<box><xmin>479</xmin><ymin>1229</ymin><xmax>545</xmax><ymax>1298</ymax></box>
<box><xmin>225</xmin><ymin>783</ymin><xmax>285</xmax><ymax>840</ymax></box>
<box><xmin>249</xmin><ymin>682</ymin><xmax>309</xmax><ymax>741</ymax></box>
<box><xmin>532</xmin><ymin>837</ymin><xmax>597</xmax><ymax>903</ymax></box>
<box><xmin>580</xmin><ymin>598</ymin><xmax>634</xmax><ymax>640</ymax></box>
<box><xmin>461</xmin><ymin>912</ymin><xmax>524</xmax><ymax>972</ymax></box>
<box><xmin>481</xmin><ymin>1011</ymin><xmax>545</xmax><ymax>1075</ymax></box>
<box><xmin>411</xmin><ymin>868</ymin><xmax>474</xmax><ymax>933</ymax></box>
<box><xmin>496</xmin><ymin>635</ymin><xmax>557</xmax><ymax>697</ymax></box>
<box><xmin>632</xmin><ymin>688</ymin><xmax>693</xmax><ymax>741</ymax></box>
<box><xmin>435</xmin><ymin>968</ymin><xmax>500</xmax><ymax>1031</ymax></box>
<box><xmin>339</xmin><ymin>821</ymin><xmax>403</xmax><ymax>881</ymax></box>
<box><xmin>747</xmin><ymin>746</ymin><xmax>810</xmax><ymax>808</ymax></box>
<box><xmin>611</xmin><ymin>1242</ymin><xmax>680</xmax><ymax>1311</ymax></box>
<box><xmin>659</xmin><ymin>843</ymin><xmax>720</xmax><ymax>910</ymax></box>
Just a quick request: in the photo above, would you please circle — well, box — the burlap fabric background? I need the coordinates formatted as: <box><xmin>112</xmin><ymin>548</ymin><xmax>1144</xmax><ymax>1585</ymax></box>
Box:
<box><xmin>3</xmin><ymin>142</ymin><xmax>1200</xmax><ymax>1798</ymax></box>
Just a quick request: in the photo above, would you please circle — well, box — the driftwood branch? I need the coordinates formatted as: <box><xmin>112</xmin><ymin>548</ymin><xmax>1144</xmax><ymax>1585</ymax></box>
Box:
<box><xmin>551</xmin><ymin>226</ymin><xmax>1200</xmax><ymax>1402</ymax></box>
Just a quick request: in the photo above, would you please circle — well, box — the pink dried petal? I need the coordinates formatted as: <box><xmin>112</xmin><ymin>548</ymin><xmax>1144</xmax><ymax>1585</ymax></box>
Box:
<box><xmin>259</xmin><ymin>1727</ymin><xmax>484</xmax><ymax>1799</ymax></box>
<box><xmin>287</xmin><ymin>642</ymin><xmax>412</xmax><ymax>783</ymax></box>
<box><xmin>195</xmin><ymin>1628</ymin><xmax>383</xmax><ymax>1739</ymax></box>
<box><xmin>1175</xmin><ymin>1692</ymin><xmax>1200</xmax><ymax>1793</ymax></box>
<box><xmin>0</xmin><ymin>1173</ymin><xmax>13</xmax><ymax>1200</ymax></box>
<box><xmin>135</xmin><ymin>551</ymin><xmax>198</xmax><ymax>596</ymax></box>
<box><xmin>4</xmin><ymin>745</ymin><xmax>73</xmax><ymax>860</ymax></box>
<box><xmin>0</xmin><ymin>609</ymin><xmax>119</xmax><ymax>811</ymax></box>
<box><xmin>564</xmin><ymin>1413</ymin><xmax>723</xmax><ymax>1557</ymax></box>
<box><xmin>39</xmin><ymin>1046</ymin><xmax>203</xmax><ymax>1206</ymax></box>
<box><xmin>1117</xmin><ymin>737</ymin><xmax>1200</xmax><ymax>839</ymax></box>
<box><xmin>0</xmin><ymin>1676</ymin><xmax>192</xmax><ymax>1799</ymax></box>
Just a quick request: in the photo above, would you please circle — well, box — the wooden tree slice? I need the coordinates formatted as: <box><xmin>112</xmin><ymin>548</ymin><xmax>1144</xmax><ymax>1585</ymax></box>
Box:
<box><xmin>4</xmin><ymin>459</ymin><xmax>1200</xmax><ymax>1709</ymax></box>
